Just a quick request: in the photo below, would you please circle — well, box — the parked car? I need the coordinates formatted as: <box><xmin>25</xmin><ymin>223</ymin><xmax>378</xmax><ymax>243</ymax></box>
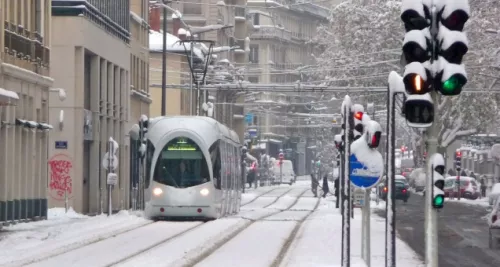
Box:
<box><xmin>489</xmin><ymin>183</ymin><xmax>500</xmax><ymax>206</ymax></box>
<box><xmin>488</xmin><ymin>195</ymin><xmax>500</xmax><ymax>249</ymax></box>
<box><xmin>379</xmin><ymin>179</ymin><xmax>410</xmax><ymax>203</ymax></box>
<box><xmin>443</xmin><ymin>176</ymin><xmax>480</xmax><ymax>200</ymax></box>
<box><xmin>409</xmin><ymin>168</ymin><xmax>426</xmax><ymax>192</ymax></box>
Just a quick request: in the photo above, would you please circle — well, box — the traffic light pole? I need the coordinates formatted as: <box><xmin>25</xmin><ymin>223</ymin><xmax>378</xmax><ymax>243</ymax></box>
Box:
<box><xmin>341</xmin><ymin>98</ymin><xmax>352</xmax><ymax>267</ymax></box>
<box><xmin>425</xmin><ymin>4</ymin><xmax>439</xmax><ymax>267</ymax></box>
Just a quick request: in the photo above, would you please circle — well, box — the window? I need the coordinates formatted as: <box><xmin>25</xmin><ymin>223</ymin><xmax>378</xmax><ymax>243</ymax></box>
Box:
<box><xmin>209</xmin><ymin>141</ymin><xmax>221</xmax><ymax>189</ymax></box>
<box><xmin>153</xmin><ymin>137</ymin><xmax>210</xmax><ymax>188</ymax></box>
<box><xmin>249</xmin><ymin>45</ymin><xmax>259</xmax><ymax>63</ymax></box>
<box><xmin>184</xmin><ymin>0</ymin><xmax>202</xmax><ymax>15</ymax></box>
<box><xmin>253</xmin><ymin>13</ymin><xmax>260</xmax><ymax>26</ymax></box>
<box><xmin>248</xmin><ymin>77</ymin><xmax>259</xmax><ymax>83</ymax></box>
<box><xmin>145</xmin><ymin>140</ymin><xmax>155</xmax><ymax>188</ymax></box>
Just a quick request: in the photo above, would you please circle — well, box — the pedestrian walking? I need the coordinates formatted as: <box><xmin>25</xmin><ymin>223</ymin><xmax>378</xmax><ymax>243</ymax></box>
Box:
<box><xmin>322</xmin><ymin>175</ymin><xmax>330</xmax><ymax>198</ymax></box>
<box><xmin>480</xmin><ymin>178</ymin><xmax>487</xmax><ymax>198</ymax></box>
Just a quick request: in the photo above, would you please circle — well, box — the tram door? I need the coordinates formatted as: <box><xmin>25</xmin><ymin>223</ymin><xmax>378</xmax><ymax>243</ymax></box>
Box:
<box><xmin>220</xmin><ymin>141</ymin><xmax>227</xmax><ymax>216</ymax></box>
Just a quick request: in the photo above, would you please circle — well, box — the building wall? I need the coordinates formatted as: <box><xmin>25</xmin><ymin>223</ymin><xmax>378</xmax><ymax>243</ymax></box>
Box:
<box><xmin>149</xmin><ymin>53</ymin><xmax>186</xmax><ymax>116</ymax></box>
<box><xmin>0</xmin><ymin>0</ymin><xmax>54</xmax><ymax>223</ymax></box>
<box><xmin>49</xmin><ymin>16</ymin><xmax>130</xmax><ymax>214</ymax></box>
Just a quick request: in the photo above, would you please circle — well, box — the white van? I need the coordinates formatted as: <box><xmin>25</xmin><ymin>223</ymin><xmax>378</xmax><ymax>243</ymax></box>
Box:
<box><xmin>272</xmin><ymin>160</ymin><xmax>295</xmax><ymax>185</ymax></box>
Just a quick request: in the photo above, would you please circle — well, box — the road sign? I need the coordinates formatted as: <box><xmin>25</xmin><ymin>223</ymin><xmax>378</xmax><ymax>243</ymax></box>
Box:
<box><xmin>245</xmin><ymin>113</ymin><xmax>253</xmax><ymax>124</ymax></box>
<box><xmin>107</xmin><ymin>173</ymin><xmax>118</xmax><ymax>185</ymax></box>
<box><xmin>353</xmin><ymin>188</ymin><xmax>365</xmax><ymax>207</ymax></box>
<box><xmin>349</xmin><ymin>154</ymin><xmax>383</xmax><ymax>189</ymax></box>
<box><xmin>102</xmin><ymin>152</ymin><xmax>118</xmax><ymax>171</ymax></box>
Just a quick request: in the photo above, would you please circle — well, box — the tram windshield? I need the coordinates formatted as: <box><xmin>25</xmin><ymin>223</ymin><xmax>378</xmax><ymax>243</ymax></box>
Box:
<box><xmin>153</xmin><ymin>137</ymin><xmax>210</xmax><ymax>188</ymax></box>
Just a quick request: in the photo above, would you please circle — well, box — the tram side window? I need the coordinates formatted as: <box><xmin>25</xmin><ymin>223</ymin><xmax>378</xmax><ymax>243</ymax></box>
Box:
<box><xmin>234</xmin><ymin>146</ymin><xmax>238</xmax><ymax>189</ymax></box>
<box><xmin>209</xmin><ymin>140</ymin><xmax>222</xmax><ymax>190</ymax></box>
<box><xmin>220</xmin><ymin>141</ymin><xmax>227</xmax><ymax>190</ymax></box>
<box><xmin>152</xmin><ymin>137</ymin><xmax>210</xmax><ymax>188</ymax></box>
<box><xmin>227</xmin><ymin>144</ymin><xmax>233</xmax><ymax>189</ymax></box>
<box><xmin>145</xmin><ymin>140</ymin><xmax>155</xmax><ymax>189</ymax></box>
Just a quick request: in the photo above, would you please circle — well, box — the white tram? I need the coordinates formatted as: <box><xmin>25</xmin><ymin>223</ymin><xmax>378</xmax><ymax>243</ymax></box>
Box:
<box><xmin>143</xmin><ymin>116</ymin><xmax>243</xmax><ymax>220</ymax></box>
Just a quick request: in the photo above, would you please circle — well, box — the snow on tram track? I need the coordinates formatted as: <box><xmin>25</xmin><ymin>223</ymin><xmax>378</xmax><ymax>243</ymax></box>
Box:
<box><xmin>111</xmin><ymin>187</ymin><xmax>308</xmax><ymax>267</ymax></box>
<box><xmin>14</xmin><ymin>187</ymin><xmax>305</xmax><ymax>267</ymax></box>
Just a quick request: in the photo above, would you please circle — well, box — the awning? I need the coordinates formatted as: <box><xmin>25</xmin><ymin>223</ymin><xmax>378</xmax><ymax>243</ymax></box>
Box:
<box><xmin>0</xmin><ymin>88</ymin><xmax>19</xmax><ymax>106</ymax></box>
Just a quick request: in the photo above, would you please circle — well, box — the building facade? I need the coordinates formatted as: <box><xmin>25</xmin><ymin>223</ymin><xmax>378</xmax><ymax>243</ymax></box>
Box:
<box><xmin>0</xmin><ymin>0</ymin><xmax>53</xmax><ymax>223</ymax></box>
<box><xmin>49</xmin><ymin>0</ymin><xmax>131</xmax><ymax>214</ymax></box>
<box><xmin>150</xmin><ymin>0</ymin><xmax>248</xmax><ymax>141</ymax></box>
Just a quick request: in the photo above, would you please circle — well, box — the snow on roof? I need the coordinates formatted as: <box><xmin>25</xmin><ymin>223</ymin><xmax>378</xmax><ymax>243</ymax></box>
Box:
<box><xmin>0</xmin><ymin>88</ymin><xmax>19</xmax><ymax>100</ymax></box>
<box><xmin>149</xmin><ymin>31</ymin><xmax>204</xmax><ymax>60</ymax></box>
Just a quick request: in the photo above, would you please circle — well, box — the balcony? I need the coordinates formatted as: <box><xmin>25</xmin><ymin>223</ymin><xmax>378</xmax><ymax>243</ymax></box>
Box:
<box><xmin>251</xmin><ymin>26</ymin><xmax>292</xmax><ymax>42</ymax></box>
<box><xmin>3</xmin><ymin>21</ymin><xmax>50</xmax><ymax>76</ymax></box>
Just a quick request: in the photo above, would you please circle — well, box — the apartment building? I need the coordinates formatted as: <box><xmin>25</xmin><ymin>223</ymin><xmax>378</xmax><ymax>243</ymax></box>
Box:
<box><xmin>129</xmin><ymin>0</ymin><xmax>152</xmax><ymax>210</ymax></box>
<box><xmin>150</xmin><ymin>0</ymin><xmax>248</xmax><ymax>142</ymax></box>
<box><xmin>0</xmin><ymin>0</ymin><xmax>53</xmax><ymax>224</ymax></box>
<box><xmin>49</xmin><ymin>0</ymin><xmax>131</xmax><ymax>214</ymax></box>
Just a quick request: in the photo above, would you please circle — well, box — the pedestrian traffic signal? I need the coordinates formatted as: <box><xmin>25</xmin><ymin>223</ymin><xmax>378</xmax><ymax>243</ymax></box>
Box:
<box><xmin>403</xmin><ymin>94</ymin><xmax>434</xmax><ymax>128</ymax></box>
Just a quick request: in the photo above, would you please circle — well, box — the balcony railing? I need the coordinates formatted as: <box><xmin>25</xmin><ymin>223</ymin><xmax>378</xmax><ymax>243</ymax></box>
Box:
<box><xmin>251</xmin><ymin>26</ymin><xmax>292</xmax><ymax>42</ymax></box>
<box><xmin>272</xmin><ymin>63</ymin><xmax>304</xmax><ymax>70</ymax></box>
<box><xmin>3</xmin><ymin>21</ymin><xmax>50</xmax><ymax>75</ymax></box>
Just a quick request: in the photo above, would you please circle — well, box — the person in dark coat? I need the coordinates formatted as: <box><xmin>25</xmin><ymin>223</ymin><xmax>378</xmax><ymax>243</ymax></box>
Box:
<box><xmin>311</xmin><ymin>173</ymin><xmax>318</xmax><ymax>197</ymax></box>
<box><xmin>334</xmin><ymin>178</ymin><xmax>340</xmax><ymax>198</ymax></box>
<box><xmin>322</xmin><ymin>175</ymin><xmax>330</xmax><ymax>198</ymax></box>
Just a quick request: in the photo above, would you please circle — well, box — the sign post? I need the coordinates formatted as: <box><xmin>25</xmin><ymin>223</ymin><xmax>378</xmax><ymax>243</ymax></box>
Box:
<box><xmin>350</xmin><ymin>153</ymin><xmax>383</xmax><ymax>267</ymax></box>
<box><xmin>103</xmin><ymin>137</ymin><xmax>119</xmax><ymax>216</ymax></box>
<box><xmin>279</xmin><ymin>151</ymin><xmax>284</xmax><ymax>184</ymax></box>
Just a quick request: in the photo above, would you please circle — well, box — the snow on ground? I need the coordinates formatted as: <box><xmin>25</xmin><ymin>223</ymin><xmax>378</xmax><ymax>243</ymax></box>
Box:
<box><xmin>25</xmin><ymin>221</ymin><xmax>201</xmax><ymax>267</ymax></box>
<box><xmin>447</xmin><ymin>197</ymin><xmax>490</xmax><ymax>207</ymax></box>
<box><xmin>290</xmin><ymin>197</ymin><xmax>318</xmax><ymax>211</ymax></box>
<box><xmin>116</xmin><ymin>218</ymin><xmax>249</xmax><ymax>267</ymax></box>
<box><xmin>0</xmin><ymin>208</ymin><xmax>151</xmax><ymax>266</ymax></box>
<box><xmin>280</xmin><ymin>197</ymin><xmax>424</xmax><ymax>267</ymax></box>
<box><xmin>266</xmin><ymin>210</ymin><xmax>310</xmax><ymax>221</ymax></box>
<box><xmin>241</xmin><ymin>196</ymin><xmax>277</xmax><ymax>210</ymax></box>
<box><xmin>195</xmin><ymin>220</ymin><xmax>297</xmax><ymax>267</ymax></box>
<box><xmin>266</xmin><ymin>195</ymin><xmax>299</xmax><ymax>209</ymax></box>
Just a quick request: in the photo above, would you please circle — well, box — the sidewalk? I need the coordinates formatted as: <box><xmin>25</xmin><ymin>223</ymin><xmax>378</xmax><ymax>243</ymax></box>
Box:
<box><xmin>280</xmin><ymin>196</ymin><xmax>424</xmax><ymax>267</ymax></box>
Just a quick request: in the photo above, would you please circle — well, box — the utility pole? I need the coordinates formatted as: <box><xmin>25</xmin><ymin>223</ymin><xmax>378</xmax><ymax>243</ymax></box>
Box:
<box><xmin>400</xmin><ymin>0</ymin><xmax>470</xmax><ymax>266</ymax></box>
<box><xmin>161</xmin><ymin>0</ymin><xmax>168</xmax><ymax>116</ymax></box>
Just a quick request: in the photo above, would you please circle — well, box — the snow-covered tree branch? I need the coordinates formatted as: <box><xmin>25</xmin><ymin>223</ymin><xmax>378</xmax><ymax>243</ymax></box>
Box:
<box><xmin>314</xmin><ymin>0</ymin><xmax>500</xmax><ymax>149</ymax></box>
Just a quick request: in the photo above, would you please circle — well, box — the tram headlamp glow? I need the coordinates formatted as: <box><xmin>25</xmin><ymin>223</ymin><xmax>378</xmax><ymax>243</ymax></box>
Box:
<box><xmin>200</xmin><ymin>188</ymin><xmax>209</xmax><ymax>196</ymax></box>
<box><xmin>153</xmin><ymin>187</ymin><xmax>163</xmax><ymax>196</ymax></box>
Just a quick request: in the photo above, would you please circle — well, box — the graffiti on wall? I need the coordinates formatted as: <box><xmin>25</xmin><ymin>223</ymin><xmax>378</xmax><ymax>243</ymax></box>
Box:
<box><xmin>48</xmin><ymin>154</ymin><xmax>74</xmax><ymax>200</ymax></box>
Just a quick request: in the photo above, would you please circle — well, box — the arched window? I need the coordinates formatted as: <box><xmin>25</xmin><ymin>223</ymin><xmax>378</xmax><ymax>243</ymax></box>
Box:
<box><xmin>153</xmin><ymin>137</ymin><xmax>210</xmax><ymax>188</ymax></box>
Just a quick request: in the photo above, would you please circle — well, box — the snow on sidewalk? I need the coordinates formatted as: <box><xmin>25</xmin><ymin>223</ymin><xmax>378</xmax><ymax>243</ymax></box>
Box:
<box><xmin>0</xmin><ymin>208</ymin><xmax>150</xmax><ymax>267</ymax></box>
<box><xmin>280</xmin><ymin>199</ymin><xmax>424</xmax><ymax>267</ymax></box>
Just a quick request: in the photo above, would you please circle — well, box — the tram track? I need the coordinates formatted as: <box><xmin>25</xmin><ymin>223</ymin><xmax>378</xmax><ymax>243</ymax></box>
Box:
<box><xmin>240</xmin><ymin>187</ymin><xmax>279</xmax><ymax>207</ymax></box>
<box><xmin>271</xmin><ymin>197</ymin><xmax>321</xmax><ymax>267</ymax></box>
<box><xmin>183</xmin><ymin>188</ymin><xmax>309</xmax><ymax>267</ymax></box>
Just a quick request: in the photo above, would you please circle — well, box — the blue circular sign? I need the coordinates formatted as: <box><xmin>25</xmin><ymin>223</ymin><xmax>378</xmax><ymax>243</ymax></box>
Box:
<box><xmin>349</xmin><ymin>154</ymin><xmax>383</xmax><ymax>188</ymax></box>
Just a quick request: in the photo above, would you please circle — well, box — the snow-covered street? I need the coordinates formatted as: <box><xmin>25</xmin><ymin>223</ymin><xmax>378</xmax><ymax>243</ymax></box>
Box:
<box><xmin>0</xmin><ymin>179</ymin><xmax>423</xmax><ymax>267</ymax></box>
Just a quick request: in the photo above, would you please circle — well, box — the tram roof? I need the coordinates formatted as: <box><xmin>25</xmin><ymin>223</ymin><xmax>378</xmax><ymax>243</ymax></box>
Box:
<box><xmin>147</xmin><ymin>116</ymin><xmax>241</xmax><ymax>147</ymax></box>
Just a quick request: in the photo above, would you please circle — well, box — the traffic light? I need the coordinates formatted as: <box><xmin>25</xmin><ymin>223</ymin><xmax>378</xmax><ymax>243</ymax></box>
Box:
<box><xmin>334</xmin><ymin>134</ymin><xmax>343</xmax><ymax>151</ymax></box>
<box><xmin>430</xmin><ymin>153</ymin><xmax>445</xmax><ymax>209</ymax></box>
<box><xmin>365</xmin><ymin>120</ymin><xmax>382</xmax><ymax>148</ymax></box>
<box><xmin>434</xmin><ymin>0</ymin><xmax>470</xmax><ymax>96</ymax></box>
<box><xmin>401</xmin><ymin>0</ymin><xmax>434</xmax><ymax>128</ymax></box>
<box><xmin>455</xmin><ymin>150</ymin><xmax>462</xmax><ymax>171</ymax></box>
<box><xmin>352</xmin><ymin>104</ymin><xmax>364</xmax><ymax>140</ymax></box>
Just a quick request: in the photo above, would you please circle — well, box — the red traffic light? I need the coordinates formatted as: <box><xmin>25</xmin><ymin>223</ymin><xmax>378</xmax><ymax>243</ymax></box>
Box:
<box><xmin>456</xmin><ymin>151</ymin><xmax>462</xmax><ymax>158</ymax></box>
<box><xmin>354</xmin><ymin>112</ymin><xmax>363</xmax><ymax>120</ymax></box>
<box><xmin>279</xmin><ymin>152</ymin><xmax>284</xmax><ymax>160</ymax></box>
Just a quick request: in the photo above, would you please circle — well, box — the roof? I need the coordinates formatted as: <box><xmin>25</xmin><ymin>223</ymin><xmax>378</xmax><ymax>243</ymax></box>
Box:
<box><xmin>149</xmin><ymin>31</ymin><xmax>204</xmax><ymax>61</ymax></box>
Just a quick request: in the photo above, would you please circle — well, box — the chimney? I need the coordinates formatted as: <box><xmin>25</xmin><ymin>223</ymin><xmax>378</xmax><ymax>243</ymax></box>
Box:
<box><xmin>172</xmin><ymin>17</ymin><xmax>181</xmax><ymax>37</ymax></box>
<box><xmin>149</xmin><ymin>7</ymin><xmax>161</xmax><ymax>32</ymax></box>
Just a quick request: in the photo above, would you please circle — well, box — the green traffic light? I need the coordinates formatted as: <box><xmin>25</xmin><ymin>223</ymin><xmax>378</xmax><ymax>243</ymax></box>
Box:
<box><xmin>443</xmin><ymin>77</ymin><xmax>460</xmax><ymax>91</ymax></box>
<box><xmin>433</xmin><ymin>195</ymin><xmax>444</xmax><ymax>208</ymax></box>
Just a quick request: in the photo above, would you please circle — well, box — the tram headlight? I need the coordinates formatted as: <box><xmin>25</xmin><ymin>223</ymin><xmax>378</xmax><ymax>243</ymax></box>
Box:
<box><xmin>200</xmin><ymin>188</ymin><xmax>209</xmax><ymax>196</ymax></box>
<box><xmin>153</xmin><ymin>187</ymin><xmax>163</xmax><ymax>196</ymax></box>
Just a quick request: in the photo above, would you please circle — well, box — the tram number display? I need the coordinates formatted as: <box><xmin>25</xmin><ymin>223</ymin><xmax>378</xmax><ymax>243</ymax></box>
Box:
<box><xmin>167</xmin><ymin>137</ymin><xmax>198</xmax><ymax>151</ymax></box>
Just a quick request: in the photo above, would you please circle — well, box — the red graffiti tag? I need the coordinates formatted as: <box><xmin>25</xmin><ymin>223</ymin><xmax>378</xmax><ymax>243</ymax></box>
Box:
<box><xmin>48</xmin><ymin>154</ymin><xmax>73</xmax><ymax>200</ymax></box>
